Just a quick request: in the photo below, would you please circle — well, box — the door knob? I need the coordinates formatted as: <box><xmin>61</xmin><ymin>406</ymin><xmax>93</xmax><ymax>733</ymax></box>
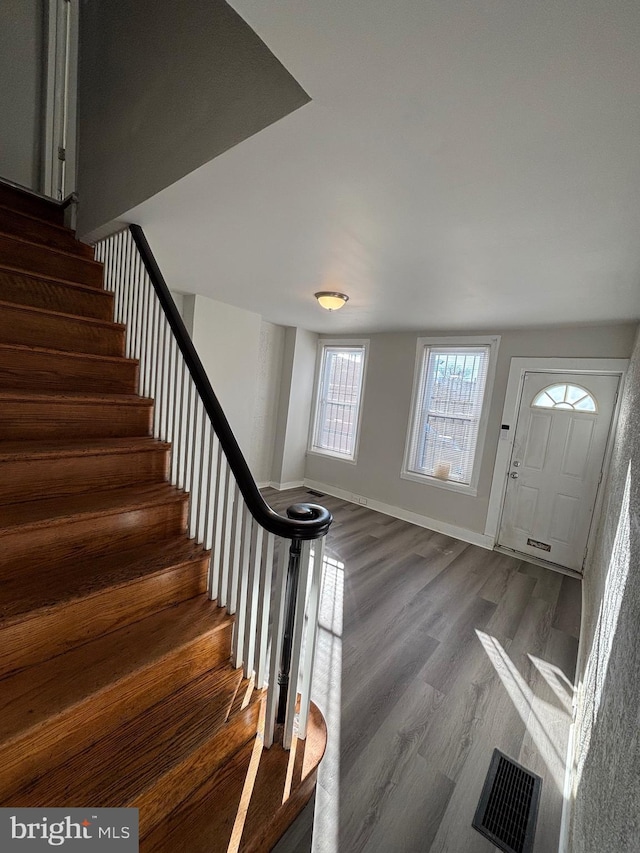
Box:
<box><xmin>510</xmin><ymin>472</ymin><xmax>519</xmax><ymax>479</ymax></box>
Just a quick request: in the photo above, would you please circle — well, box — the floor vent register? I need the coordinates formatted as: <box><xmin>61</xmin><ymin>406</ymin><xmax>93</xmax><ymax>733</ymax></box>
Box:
<box><xmin>472</xmin><ymin>749</ymin><xmax>542</xmax><ymax>853</ymax></box>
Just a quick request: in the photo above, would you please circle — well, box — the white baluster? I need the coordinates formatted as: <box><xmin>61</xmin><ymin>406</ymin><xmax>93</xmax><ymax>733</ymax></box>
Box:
<box><xmin>255</xmin><ymin>532</ymin><xmax>275</xmax><ymax>689</ymax></box>
<box><xmin>264</xmin><ymin>541</ymin><xmax>289</xmax><ymax>749</ymax></box>
<box><xmin>207</xmin><ymin>438</ymin><xmax>223</xmax><ymax>597</ymax></box>
<box><xmin>210</xmin><ymin>450</ymin><xmax>227</xmax><ymax>596</ymax></box>
<box><xmin>227</xmin><ymin>485</ymin><xmax>243</xmax><ymax>614</ymax></box>
<box><xmin>232</xmin><ymin>513</ymin><xmax>253</xmax><ymax>668</ymax></box>
<box><xmin>242</xmin><ymin>525</ymin><xmax>264</xmax><ymax>679</ymax></box>
<box><xmin>219</xmin><ymin>472</ymin><xmax>235</xmax><ymax>608</ymax></box>
<box><xmin>297</xmin><ymin>536</ymin><xmax>325</xmax><ymax>739</ymax></box>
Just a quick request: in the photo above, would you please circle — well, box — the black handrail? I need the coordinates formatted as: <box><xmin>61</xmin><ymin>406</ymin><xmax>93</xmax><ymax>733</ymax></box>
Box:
<box><xmin>128</xmin><ymin>224</ymin><xmax>332</xmax><ymax>541</ymax></box>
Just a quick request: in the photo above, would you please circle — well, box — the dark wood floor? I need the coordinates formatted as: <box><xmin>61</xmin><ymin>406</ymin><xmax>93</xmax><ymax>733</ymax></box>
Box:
<box><xmin>267</xmin><ymin>488</ymin><xmax>580</xmax><ymax>853</ymax></box>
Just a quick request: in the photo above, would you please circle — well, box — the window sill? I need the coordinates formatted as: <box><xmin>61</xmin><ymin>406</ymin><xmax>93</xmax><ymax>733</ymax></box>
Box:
<box><xmin>400</xmin><ymin>469</ymin><xmax>478</xmax><ymax>496</ymax></box>
<box><xmin>307</xmin><ymin>448</ymin><xmax>358</xmax><ymax>465</ymax></box>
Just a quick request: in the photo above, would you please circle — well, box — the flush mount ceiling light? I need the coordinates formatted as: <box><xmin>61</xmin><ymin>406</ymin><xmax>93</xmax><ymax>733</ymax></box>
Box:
<box><xmin>315</xmin><ymin>291</ymin><xmax>349</xmax><ymax>311</ymax></box>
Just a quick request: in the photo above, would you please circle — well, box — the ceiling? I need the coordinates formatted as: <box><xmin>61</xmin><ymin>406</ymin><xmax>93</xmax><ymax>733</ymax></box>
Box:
<box><xmin>126</xmin><ymin>0</ymin><xmax>640</xmax><ymax>334</ymax></box>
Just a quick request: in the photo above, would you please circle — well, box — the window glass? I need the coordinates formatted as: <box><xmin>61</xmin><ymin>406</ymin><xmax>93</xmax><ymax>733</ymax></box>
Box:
<box><xmin>532</xmin><ymin>384</ymin><xmax>597</xmax><ymax>412</ymax></box>
<box><xmin>310</xmin><ymin>343</ymin><xmax>367</xmax><ymax>460</ymax></box>
<box><xmin>405</xmin><ymin>345</ymin><xmax>491</xmax><ymax>486</ymax></box>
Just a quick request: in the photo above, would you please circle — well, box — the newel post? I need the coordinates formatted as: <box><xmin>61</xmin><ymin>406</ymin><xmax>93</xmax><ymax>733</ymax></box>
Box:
<box><xmin>275</xmin><ymin>504</ymin><xmax>317</xmax><ymax>734</ymax></box>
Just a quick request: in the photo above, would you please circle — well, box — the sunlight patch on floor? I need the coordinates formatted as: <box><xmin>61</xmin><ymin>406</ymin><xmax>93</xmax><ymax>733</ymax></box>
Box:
<box><xmin>311</xmin><ymin>554</ymin><xmax>343</xmax><ymax>853</ymax></box>
<box><xmin>477</xmin><ymin>630</ymin><xmax>570</xmax><ymax>790</ymax></box>
<box><xmin>528</xmin><ymin>654</ymin><xmax>573</xmax><ymax>713</ymax></box>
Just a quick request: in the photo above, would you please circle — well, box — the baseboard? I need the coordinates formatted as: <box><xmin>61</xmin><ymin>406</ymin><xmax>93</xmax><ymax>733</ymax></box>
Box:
<box><xmin>260</xmin><ymin>480</ymin><xmax>305</xmax><ymax>492</ymax></box>
<box><xmin>559</xmin><ymin>579</ymin><xmax>587</xmax><ymax>853</ymax></box>
<box><xmin>303</xmin><ymin>478</ymin><xmax>494</xmax><ymax>549</ymax></box>
<box><xmin>558</xmin><ymin>720</ymin><xmax>576</xmax><ymax>853</ymax></box>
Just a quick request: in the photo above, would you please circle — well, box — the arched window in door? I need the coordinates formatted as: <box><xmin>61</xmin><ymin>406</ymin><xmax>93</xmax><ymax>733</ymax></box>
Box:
<box><xmin>532</xmin><ymin>383</ymin><xmax>597</xmax><ymax>412</ymax></box>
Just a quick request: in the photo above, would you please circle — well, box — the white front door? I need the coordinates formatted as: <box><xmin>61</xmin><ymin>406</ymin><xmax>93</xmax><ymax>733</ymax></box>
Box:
<box><xmin>497</xmin><ymin>371</ymin><xmax>619</xmax><ymax>572</ymax></box>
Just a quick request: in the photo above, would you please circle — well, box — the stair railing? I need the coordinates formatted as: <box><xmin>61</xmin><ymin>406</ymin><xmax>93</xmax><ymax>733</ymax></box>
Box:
<box><xmin>94</xmin><ymin>226</ymin><xmax>332</xmax><ymax>749</ymax></box>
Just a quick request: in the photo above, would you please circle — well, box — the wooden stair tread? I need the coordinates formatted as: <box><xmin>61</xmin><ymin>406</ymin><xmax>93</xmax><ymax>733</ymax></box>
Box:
<box><xmin>0</xmin><ymin>264</ymin><xmax>108</xmax><ymax>296</ymax></box>
<box><xmin>0</xmin><ymin>346</ymin><xmax>138</xmax><ymax>397</ymax></box>
<box><xmin>0</xmin><ymin>537</ymin><xmax>208</xmax><ymax>623</ymax></box>
<box><xmin>0</xmin><ymin>483</ymin><xmax>186</xmax><ymax>534</ymax></box>
<box><xmin>0</xmin><ymin>298</ymin><xmax>124</xmax><ymax>331</ymax></box>
<box><xmin>0</xmin><ymin>301</ymin><xmax>125</xmax><ymax>358</ymax></box>
<box><xmin>143</xmin><ymin>702</ymin><xmax>327</xmax><ymax>853</ymax></box>
<box><xmin>0</xmin><ymin>206</ymin><xmax>93</xmax><ymax>258</ymax></box>
<box><xmin>0</xmin><ymin>596</ymin><xmax>232</xmax><ymax>747</ymax></box>
<box><xmin>0</xmin><ymin>229</ymin><xmax>102</xmax><ymax>267</ymax></box>
<box><xmin>4</xmin><ymin>664</ymin><xmax>246</xmax><ymax>808</ymax></box>
<box><xmin>0</xmin><ymin>436</ymin><xmax>169</xmax><ymax>462</ymax></box>
<box><xmin>0</xmin><ymin>204</ymin><xmax>77</xmax><ymax>238</ymax></box>
<box><xmin>0</xmin><ymin>341</ymin><xmax>137</xmax><ymax>367</ymax></box>
<box><xmin>0</xmin><ymin>389</ymin><xmax>151</xmax><ymax>404</ymax></box>
<box><xmin>0</xmin><ymin>237</ymin><xmax>102</xmax><ymax>289</ymax></box>
<box><xmin>0</xmin><ymin>268</ymin><xmax>113</xmax><ymax>322</ymax></box>
<box><xmin>0</xmin><ymin>232</ymin><xmax>103</xmax><ymax>288</ymax></box>
<box><xmin>0</xmin><ymin>182</ymin><xmax>65</xmax><ymax>225</ymax></box>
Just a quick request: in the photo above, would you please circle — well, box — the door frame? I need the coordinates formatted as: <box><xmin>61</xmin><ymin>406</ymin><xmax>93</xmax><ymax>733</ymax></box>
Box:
<box><xmin>485</xmin><ymin>357</ymin><xmax>628</xmax><ymax>573</ymax></box>
<box><xmin>43</xmin><ymin>0</ymin><xmax>79</xmax><ymax>200</ymax></box>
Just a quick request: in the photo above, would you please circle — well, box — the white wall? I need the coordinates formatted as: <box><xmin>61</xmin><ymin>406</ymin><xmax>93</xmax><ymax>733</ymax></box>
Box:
<box><xmin>0</xmin><ymin>0</ymin><xmax>44</xmax><ymax>189</ymax></box>
<box><xmin>185</xmin><ymin>293</ymin><xmax>261</xmax><ymax>462</ymax></box>
<box><xmin>251</xmin><ymin>321</ymin><xmax>286</xmax><ymax>485</ymax></box>
<box><xmin>304</xmin><ymin>323</ymin><xmax>637</xmax><ymax>539</ymax></box>
<box><xmin>271</xmin><ymin>327</ymin><xmax>318</xmax><ymax>488</ymax></box>
<box><xmin>180</xmin><ymin>292</ymin><xmax>287</xmax><ymax>483</ymax></box>
<box><xmin>169</xmin><ymin>290</ymin><xmax>185</xmax><ymax>320</ymax></box>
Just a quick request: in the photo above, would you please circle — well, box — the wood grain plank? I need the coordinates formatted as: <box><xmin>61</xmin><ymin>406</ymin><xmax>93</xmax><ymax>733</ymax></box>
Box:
<box><xmin>0</xmin><ymin>543</ymin><xmax>209</xmax><ymax>676</ymax></box>
<box><xmin>552</xmin><ymin>574</ymin><xmax>582</xmax><ymax>638</ymax></box>
<box><xmin>0</xmin><ymin>207</ymin><xmax>93</xmax><ymax>257</ymax></box>
<box><xmin>420</xmin><ymin>595</ymin><xmax>496</xmax><ymax>694</ymax></box>
<box><xmin>0</xmin><ymin>184</ymin><xmax>64</xmax><ymax>224</ymax></box>
<box><xmin>0</xmin><ymin>484</ymin><xmax>188</xmax><ymax>564</ymax></box>
<box><xmin>340</xmin><ymin>680</ymin><xmax>446</xmax><ymax>852</ymax></box>
<box><xmin>519</xmin><ymin>560</ymin><xmax>565</xmax><ymax>604</ymax></box>
<box><xmin>0</xmin><ymin>343</ymin><xmax>137</xmax><ymax>394</ymax></box>
<box><xmin>0</xmin><ymin>392</ymin><xmax>152</xmax><ymax>440</ymax></box>
<box><xmin>342</xmin><ymin>626</ymin><xmax>439</xmax><ymax>769</ymax></box>
<box><xmin>0</xmin><ymin>232</ymin><xmax>103</xmax><ymax>286</ymax></box>
<box><xmin>0</xmin><ymin>438</ymin><xmax>169</xmax><ymax>504</ymax></box>
<box><xmin>0</xmin><ymin>268</ymin><xmax>113</xmax><ymax>319</ymax></box>
<box><xmin>0</xmin><ymin>301</ymin><xmax>125</xmax><ymax>356</ymax></box>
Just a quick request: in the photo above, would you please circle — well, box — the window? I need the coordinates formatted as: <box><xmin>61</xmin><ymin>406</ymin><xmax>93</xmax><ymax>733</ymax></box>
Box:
<box><xmin>403</xmin><ymin>336</ymin><xmax>499</xmax><ymax>493</ymax></box>
<box><xmin>309</xmin><ymin>341</ymin><xmax>368</xmax><ymax>461</ymax></box>
<box><xmin>532</xmin><ymin>383</ymin><xmax>597</xmax><ymax>412</ymax></box>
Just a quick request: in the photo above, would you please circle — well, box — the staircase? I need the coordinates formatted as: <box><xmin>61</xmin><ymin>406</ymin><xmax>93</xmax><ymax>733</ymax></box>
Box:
<box><xmin>0</xmin><ymin>182</ymin><xmax>326</xmax><ymax>851</ymax></box>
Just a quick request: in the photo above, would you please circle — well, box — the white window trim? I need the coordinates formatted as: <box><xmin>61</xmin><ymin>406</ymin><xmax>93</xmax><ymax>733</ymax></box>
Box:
<box><xmin>401</xmin><ymin>335</ymin><xmax>500</xmax><ymax>496</ymax></box>
<box><xmin>307</xmin><ymin>338</ymin><xmax>369</xmax><ymax>464</ymax></box>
